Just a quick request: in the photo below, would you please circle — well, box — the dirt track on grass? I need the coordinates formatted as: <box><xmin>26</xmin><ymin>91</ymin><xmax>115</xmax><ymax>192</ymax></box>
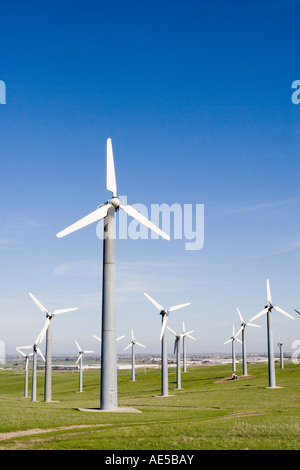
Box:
<box><xmin>0</xmin><ymin>424</ymin><xmax>111</xmax><ymax>441</ymax></box>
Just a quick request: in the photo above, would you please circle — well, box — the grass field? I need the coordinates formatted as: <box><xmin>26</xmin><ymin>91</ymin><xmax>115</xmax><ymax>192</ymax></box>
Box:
<box><xmin>0</xmin><ymin>361</ymin><xmax>299</xmax><ymax>450</ymax></box>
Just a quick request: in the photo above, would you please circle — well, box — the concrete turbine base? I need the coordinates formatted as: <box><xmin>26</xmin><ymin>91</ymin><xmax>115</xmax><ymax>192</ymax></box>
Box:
<box><xmin>78</xmin><ymin>407</ymin><xmax>142</xmax><ymax>413</ymax></box>
<box><xmin>152</xmin><ymin>394</ymin><xmax>175</xmax><ymax>398</ymax></box>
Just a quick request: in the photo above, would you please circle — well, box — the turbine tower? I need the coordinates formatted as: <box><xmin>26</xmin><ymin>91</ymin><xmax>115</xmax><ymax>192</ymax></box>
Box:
<box><xmin>144</xmin><ymin>292</ymin><xmax>191</xmax><ymax>396</ymax></box>
<box><xmin>235</xmin><ymin>308</ymin><xmax>261</xmax><ymax>376</ymax></box>
<box><xmin>57</xmin><ymin>138</ymin><xmax>169</xmax><ymax>410</ymax></box>
<box><xmin>123</xmin><ymin>329</ymin><xmax>146</xmax><ymax>381</ymax></box>
<box><xmin>249</xmin><ymin>279</ymin><xmax>294</xmax><ymax>388</ymax></box>
<box><xmin>75</xmin><ymin>340</ymin><xmax>94</xmax><ymax>392</ymax></box>
<box><xmin>167</xmin><ymin>326</ymin><xmax>194</xmax><ymax>389</ymax></box>
<box><xmin>16</xmin><ymin>347</ymin><xmax>33</xmax><ymax>398</ymax></box>
<box><xmin>182</xmin><ymin>321</ymin><xmax>196</xmax><ymax>372</ymax></box>
<box><xmin>29</xmin><ymin>292</ymin><xmax>78</xmax><ymax>402</ymax></box>
<box><xmin>224</xmin><ymin>325</ymin><xmax>242</xmax><ymax>373</ymax></box>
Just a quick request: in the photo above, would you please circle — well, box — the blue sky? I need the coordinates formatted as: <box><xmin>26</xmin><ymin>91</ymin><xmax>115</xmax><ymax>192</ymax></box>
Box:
<box><xmin>0</xmin><ymin>0</ymin><xmax>299</xmax><ymax>357</ymax></box>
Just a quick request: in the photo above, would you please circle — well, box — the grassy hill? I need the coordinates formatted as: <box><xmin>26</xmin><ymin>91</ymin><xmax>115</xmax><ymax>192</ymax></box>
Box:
<box><xmin>0</xmin><ymin>362</ymin><xmax>299</xmax><ymax>450</ymax></box>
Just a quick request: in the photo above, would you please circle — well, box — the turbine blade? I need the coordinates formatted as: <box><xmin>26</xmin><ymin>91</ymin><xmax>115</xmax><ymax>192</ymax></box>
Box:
<box><xmin>160</xmin><ymin>315</ymin><xmax>168</xmax><ymax>341</ymax></box>
<box><xmin>76</xmin><ymin>353</ymin><xmax>82</xmax><ymax>364</ymax></box>
<box><xmin>144</xmin><ymin>292</ymin><xmax>164</xmax><ymax>311</ymax></box>
<box><xmin>247</xmin><ymin>323</ymin><xmax>261</xmax><ymax>328</ymax></box>
<box><xmin>120</xmin><ymin>204</ymin><xmax>170</xmax><ymax>240</ymax></box>
<box><xmin>187</xmin><ymin>334</ymin><xmax>196</xmax><ymax>341</ymax></box>
<box><xmin>56</xmin><ymin>203</ymin><xmax>111</xmax><ymax>238</ymax></box>
<box><xmin>131</xmin><ymin>329</ymin><xmax>134</xmax><ymax>341</ymax></box>
<box><xmin>168</xmin><ymin>302</ymin><xmax>191</xmax><ymax>312</ymax></box>
<box><xmin>182</xmin><ymin>321</ymin><xmax>186</xmax><ymax>333</ymax></box>
<box><xmin>273</xmin><ymin>306</ymin><xmax>295</xmax><ymax>320</ymax></box>
<box><xmin>29</xmin><ymin>293</ymin><xmax>49</xmax><ymax>314</ymax></box>
<box><xmin>93</xmin><ymin>334</ymin><xmax>101</xmax><ymax>342</ymax></box>
<box><xmin>83</xmin><ymin>350</ymin><xmax>94</xmax><ymax>354</ymax></box>
<box><xmin>236</xmin><ymin>338</ymin><xmax>242</xmax><ymax>345</ymax></box>
<box><xmin>266</xmin><ymin>279</ymin><xmax>272</xmax><ymax>304</ymax></box>
<box><xmin>75</xmin><ymin>340</ymin><xmax>81</xmax><ymax>351</ymax></box>
<box><xmin>237</xmin><ymin>308</ymin><xmax>244</xmax><ymax>323</ymax></box>
<box><xmin>249</xmin><ymin>307</ymin><xmax>269</xmax><ymax>322</ymax></box>
<box><xmin>235</xmin><ymin>326</ymin><xmax>243</xmax><ymax>338</ymax></box>
<box><xmin>35</xmin><ymin>318</ymin><xmax>51</xmax><ymax>344</ymax></box>
<box><xmin>116</xmin><ymin>335</ymin><xmax>125</xmax><ymax>342</ymax></box>
<box><xmin>224</xmin><ymin>339</ymin><xmax>232</xmax><ymax>344</ymax></box>
<box><xmin>17</xmin><ymin>345</ymin><xmax>32</xmax><ymax>350</ymax></box>
<box><xmin>37</xmin><ymin>348</ymin><xmax>45</xmax><ymax>362</ymax></box>
<box><xmin>135</xmin><ymin>342</ymin><xmax>146</xmax><ymax>348</ymax></box>
<box><xmin>182</xmin><ymin>329</ymin><xmax>194</xmax><ymax>338</ymax></box>
<box><xmin>123</xmin><ymin>343</ymin><xmax>133</xmax><ymax>351</ymax></box>
<box><xmin>106</xmin><ymin>138</ymin><xmax>117</xmax><ymax>197</ymax></box>
<box><xmin>167</xmin><ymin>326</ymin><xmax>177</xmax><ymax>336</ymax></box>
<box><xmin>16</xmin><ymin>347</ymin><xmax>27</xmax><ymax>357</ymax></box>
<box><xmin>53</xmin><ymin>307</ymin><xmax>78</xmax><ymax>315</ymax></box>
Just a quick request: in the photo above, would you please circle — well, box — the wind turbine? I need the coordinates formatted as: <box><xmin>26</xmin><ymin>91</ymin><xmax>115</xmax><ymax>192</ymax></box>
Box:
<box><xmin>57</xmin><ymin>138</ymin><xmax>169</xmax><ymax>410</ymax></box>
<box><xmin>75</xmin><ymin>340</ymin><xmax>94</xmax><ymax>392</ymax></box>
<box><xmin>17</xmin><ymin>329</ymin><xmax>46</xmax><ymax>402</ymax></box>
<box><xmin>249</xmin><ymin>279</ymin><xmax>294</xmax><ymax>388</ymax></box>
<box><xmin>123</xmin><ymin>330</ymin><xmax>146</xmax><ymax>381</ymax></box>
<box><xmin>224</xmin><ymin>326</ymin><xmax>242</xmax><ymax>373</ymax></box>
<box><xmin>182</xmin><ymin>321</ymin><xmax>196</xmax><ymax>372</ymax></box>
<box><xmin>144</xmin><ymin>292</ymin><xmax>191</xmax><ymax>396</ymax></box>
<box><xmin>29</xmin><ymin>292</ymin><xmax>78</xmax><ymax>402</ymax></box>
<box><xmin>278</xmin><ymin>339</ymin><xmax>284</xmax><ymax>369</ymax></box>
<box><xmin>235</xmin><ymin>308</ymin><xmax>261</xmax><ymax>376</ymax></box>
<box><xmin>16</xmin><ymin>347</ymin><xmax>33</xmax><ymax>398</ymax></box>
<box><xmin>167</xmin><ymin>326</ymin><xmax>194</xmax><ymax>389</ymax></box>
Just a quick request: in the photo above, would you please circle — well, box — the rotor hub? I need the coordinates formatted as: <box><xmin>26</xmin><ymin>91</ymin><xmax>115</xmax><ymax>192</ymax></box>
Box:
<box><xmin>110</xmin><ymin>197</ymin><xmax>120</xmax><ymax>209</ymax></box>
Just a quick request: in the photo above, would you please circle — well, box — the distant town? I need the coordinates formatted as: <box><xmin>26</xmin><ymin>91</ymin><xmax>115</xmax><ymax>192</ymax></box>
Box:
<box><xmin>2</xmin><ymin>351</ymin><xmax>295</xmax><ymax>371</ymax></box>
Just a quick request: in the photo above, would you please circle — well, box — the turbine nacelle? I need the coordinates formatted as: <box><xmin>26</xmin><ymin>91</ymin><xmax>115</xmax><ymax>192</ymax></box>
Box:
<box><xmin>160</xmin><ymin>310</ymin><xmax>168</xmax><ymax>317</ymax></box>
<box><xmin>109</xmin><ymin>197</ymin><xmax>120</xmax><ymax>210</ymax></box>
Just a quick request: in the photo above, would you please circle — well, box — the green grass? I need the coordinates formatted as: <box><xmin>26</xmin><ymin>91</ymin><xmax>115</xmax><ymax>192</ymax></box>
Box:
<box><xmin>0</xmin><ymin>362</ymin><xmax>299</xmax><ymax>450</ymax></box>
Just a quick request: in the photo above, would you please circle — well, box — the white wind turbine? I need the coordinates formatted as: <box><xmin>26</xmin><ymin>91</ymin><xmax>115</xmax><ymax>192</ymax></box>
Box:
<box><xmin>29</xmin><ymin>292</ymin><xmax>78</xmax><ymax>402</ymax></box>
<box><xmin>16</xmin><ymin>347</ymin><xmax>33</xmax><ymax>398</ymax></box>
<box><xmin>235</xmin><ymin>308</ymin><xmax>261</xmax><ymax>376</ymax></box>
<box><xmin>278</xmin><ymin>338</ymin><xmax>284</xmax><ymax>369</ymax></box>
<box><xmin>182</xmin><ymin>321</ymin><xmax>196</xmax><ymax>372</ymax></box>
<box><xmin>224</xmin><ymin>325</ymin><xmax>242</xmax><ymax>373</ymax></box>
<box><xmin>75</xmin><ymin>340</ymin><xmax>94</xmax><ymax>393</ymax></box>
<box><xmin>17</xmin><ymin>329</ymin><xmax>46</xmax><ymax>402</ymax></box>
<box><xmin>167</xmin><ymin>325</ymin><xmax>194</xmax><ymax>389</ymax></box>
<box><xmin>57</xmin><ymin>138</ymin><xmax>169</xmax><ymax>410</ymax></box>
<box><xmin>249</xmin><ymin>279</ymin><xmax>294</xmax><ymax>388</ymax></box>
<box><xmin>123</xmin><ymin>329</ymin><xmax>146</xmax><ymax>381</ymax></box>
<box><xmin>144</xmin><ymin>292</ymin><xmax>191</xmax><ymax>396</ymax></box>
